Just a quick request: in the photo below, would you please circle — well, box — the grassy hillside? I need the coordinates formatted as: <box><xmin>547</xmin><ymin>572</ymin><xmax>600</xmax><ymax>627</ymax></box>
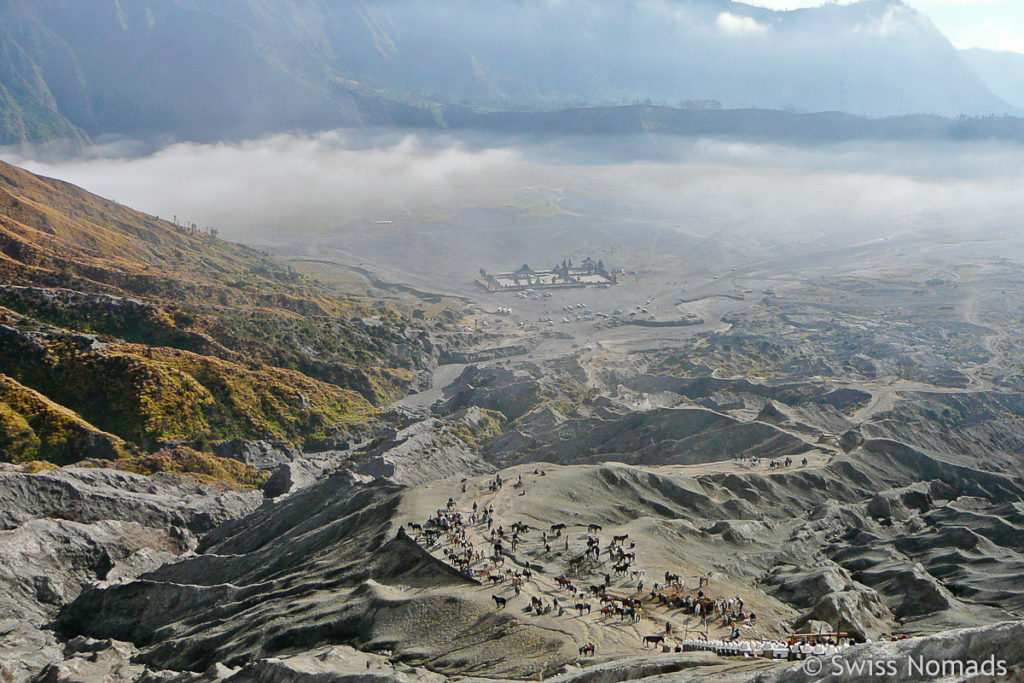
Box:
<box><xmin>0</xmin><ymin>373</ymin><xmax>129</xmax><ymax>464</ymax></box>
<box><xmin>0</xmin><ymin>159</ymin><xmax>437</xmax><ymax>473</ymax></box>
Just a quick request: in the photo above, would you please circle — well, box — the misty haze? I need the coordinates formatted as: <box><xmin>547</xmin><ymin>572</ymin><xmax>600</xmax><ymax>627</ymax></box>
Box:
<box><xmin>2</xmin><ymin>2</ymin><xmax>1024</xmax><ymax>683</ymax></box>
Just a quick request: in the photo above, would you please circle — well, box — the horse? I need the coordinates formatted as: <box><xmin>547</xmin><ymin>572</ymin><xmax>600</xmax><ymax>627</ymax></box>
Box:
<box><xmin>550</xmin><ymin>523</ymin><xmax>567</xmax><ymax>535</ymax></box>
<box><xmin>642</xmin><ymin>635</ymin><xmax>665</xmax><ymax>648</ymax></box>
<box><xmin>492</xmin><ymin>595</ymin><xmax>507</xmax><ymax>609</ymax></box>
<box><xmin>488</xmin><ymin>575</ymin><xmax>504</xmax><ymax>584</ymax></box>
<box><xmin>588</xmin><ymin>524</ymin><xmax>603</xmax><ymax>533</ymax></box>
<box><xmin>578</xmin><ymin>643</ymin><xmax>596</xmax><ymax>657</ymax></box>
<box><xmin>555</xmin><ymin>575</ymin><xmax>573</xmax><ymax>589</ymax></box>
<box><xmin>613</xmin><ymin>534</ymin><xmax>629</xmax><ymax>544</ymax></box>
<box><xmin>575</xmin><ymin>602</ymin><xmax>592</xmax><ymax>615</ymax></box>
<box><xmin>614</xmin><ymin>562</ymin><xmax>631</xmax><ymax>575</ymax></box>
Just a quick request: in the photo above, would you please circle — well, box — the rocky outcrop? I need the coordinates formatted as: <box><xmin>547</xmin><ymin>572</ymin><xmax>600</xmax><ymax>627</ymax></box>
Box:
<box><xmin>791</xmin><ymin>589</ymin><xmax>894</xmax><ymax>642</ymax></box>
<box><xmin>353</xmin><ymin>418</ymin><xmax>493</xmax><ymax>487</ymax></box>
<box><xmin>32</xmin><ymin>637</ymin><xmax>145</xmax><ymax>683</ymax></box>
<box><xmin>0</xmin><ymin>467</ymin><xmax>263</xmax><ymax>536</ymax></box>
<box><xmin>762</xmin><ymin>564</ymin><xmax>894</xmax><ymax>641</ymax></box>
<box><xmin>211</xmin><ymin>440</ymin><xmax>301</xmax><ymax>470</ymax></box>
<box><xmin>0</xmin><ymin>620</ymin><xmax>63</xmax><ymax>683</ymax></box>
<box><xmin>438</xmin><ymin>365</ymin><xmax>543</xmax><ymax>420</ymax></box>
<box><xmin>866</xmin><ymin>483</ymin><xmax>933</xmax><ymax>522</ymax></box>
<box><xmin>0</xmin><ymin>466</ymin><xmax>264</xmax><ymax>682</ymax></box>
<box><xmin>263</xmin><ymin>459</ymin><xmax>324</xmax><ymax>499</ymax></box>
<box><xmin>0</xmin><ymin>517</ymin><xmax>182</xmax><ymax>624</ymax></box>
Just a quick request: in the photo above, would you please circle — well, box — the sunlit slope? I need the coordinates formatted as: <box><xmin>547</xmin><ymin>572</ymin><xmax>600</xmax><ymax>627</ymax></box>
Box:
<box><xmin>0</xmin><ymin>159</ymin><xmax>433</xmax><ymax>468</ymax></box>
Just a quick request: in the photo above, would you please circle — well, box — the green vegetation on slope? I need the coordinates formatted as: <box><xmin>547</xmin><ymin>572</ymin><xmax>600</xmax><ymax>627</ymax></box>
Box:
<box><xmin>0</xmin><ymin>159</ymin><xmax>438</xmax><ymax>473</ymax></box>
<box><xmin>84</xmin><ymin>446</ymin><xmax>268</xmax><ymax>488</ymax></box>
<box><xmin>0</xmin><ymin>374</ymin><xmax>130</xmax><ymax>464</ymax></box>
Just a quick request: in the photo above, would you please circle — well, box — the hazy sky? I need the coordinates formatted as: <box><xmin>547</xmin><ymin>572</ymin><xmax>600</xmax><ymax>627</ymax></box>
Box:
<box><xmin>745</xmin><ymin>0</ymin><xmax>1024</xmax><ymax>53</ymax></box>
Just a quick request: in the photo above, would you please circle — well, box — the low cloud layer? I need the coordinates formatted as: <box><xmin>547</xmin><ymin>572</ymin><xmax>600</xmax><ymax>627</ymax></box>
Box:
<box><xmin>5</xmin><ymin>130</ymin><xmax>1024</xmax><ymax>283</ymax></box>
<box><xmin>8</xmin><ymin>131</ymin><xmax>521</xmax><ymax>237</ymax></box>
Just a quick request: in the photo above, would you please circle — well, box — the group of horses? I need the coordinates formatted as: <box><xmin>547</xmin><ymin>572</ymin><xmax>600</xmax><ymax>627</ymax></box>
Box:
<box><xmin>767</xmin><ymin>456</ymin><xmax>808</xmax><ymax>469</ymax></box>
<box><xmin>568</xmin><ymin>532</ymin><xmax>633</xmax><ymax>575</ymax></box>
<box><xmin>551</xmin><ymin>574</ymin><xmax>647</xmax><ymax>623</ymax></box>
<box><xmin>408</xmin><ymin>482</ymin><xmax>750</xmax><ymax>660</ymax></box>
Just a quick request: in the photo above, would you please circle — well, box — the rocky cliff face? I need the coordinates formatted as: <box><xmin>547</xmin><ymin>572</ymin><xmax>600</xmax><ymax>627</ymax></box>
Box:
<box><xmin>353</xmin><ymin>417</ymin><xmax>494</xmax><ymax>487</ymax></box>
<box><xmin>0</xmin><ymin>466</ymin><xmax>263</xmax><ymax>682</ymax></box>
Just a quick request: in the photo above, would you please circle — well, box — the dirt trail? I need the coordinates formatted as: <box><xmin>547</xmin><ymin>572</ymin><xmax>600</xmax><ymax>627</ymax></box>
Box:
<box><xmin>961</xmin><ymin>293</ymin><xmax>1004</xmax><ymax>391</ymax></box>
<box><xmin>652</xmin><ymin>452</ymin><xmax>831</xmax><ymax>478</ymax></box>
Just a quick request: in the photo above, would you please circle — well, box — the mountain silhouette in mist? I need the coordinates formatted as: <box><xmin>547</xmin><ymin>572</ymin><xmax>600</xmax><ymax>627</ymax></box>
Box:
<box><xmin>0</xmin><ymin>0</ymin><xmax>1015</xmax><ymax>147</ymax></box>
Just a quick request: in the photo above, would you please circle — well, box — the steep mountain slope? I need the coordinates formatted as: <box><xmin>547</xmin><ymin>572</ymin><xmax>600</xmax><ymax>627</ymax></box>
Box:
<box><xmin>0</xmin><ymin>158</ymin><xmax>437</xmax><ymax>465</ymax></box>
<box><xmin>0</xmin><ymin>0</ymin><xmax>1014</xmax><ymax>146</ymax></box>
<box><xmin>364</xmin><ymin>0</ymin><xmax>1012</xmax><ymax>116</ymax></box>
<box><xmin>960</xmin><ymin>48</ymin><xmax>1024</xmax><ymax>111</ymax></box>
<box><xmin>0</xmin><ymin>29</ymin><xmax>85</xmax><ymax>147</ymax></box>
